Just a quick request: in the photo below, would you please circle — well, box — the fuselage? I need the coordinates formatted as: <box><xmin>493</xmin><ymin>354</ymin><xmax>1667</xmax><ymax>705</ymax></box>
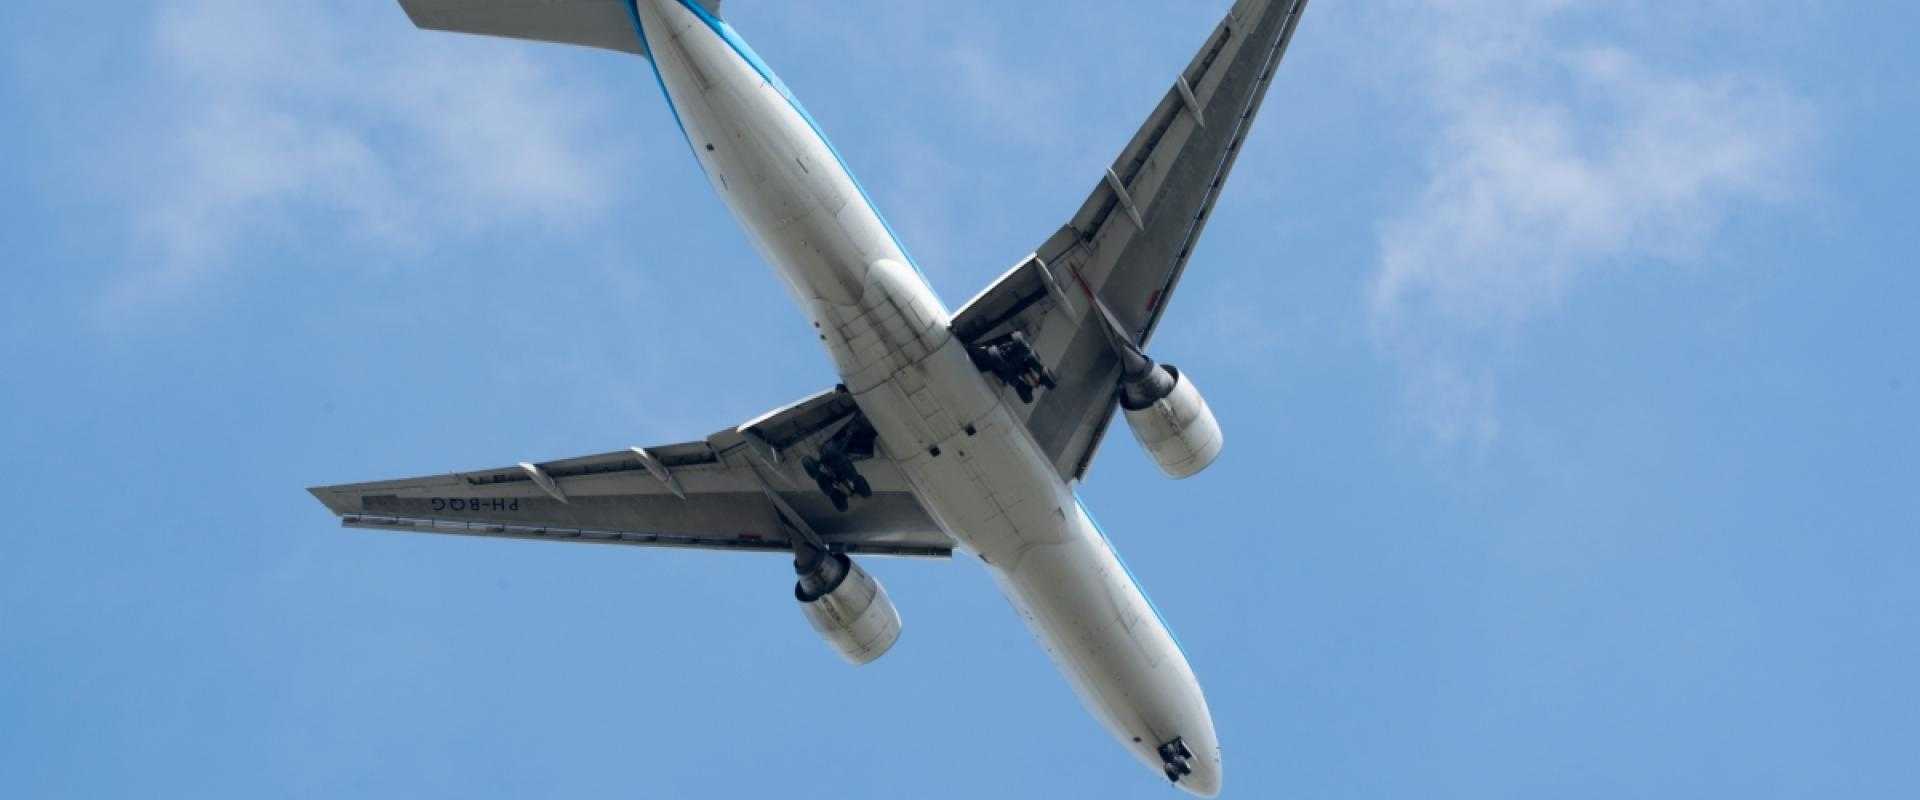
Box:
<box><xmin>632</xmin><ymin>2</ymin><xmax>1220</xmax><ymax>793</ymax></box>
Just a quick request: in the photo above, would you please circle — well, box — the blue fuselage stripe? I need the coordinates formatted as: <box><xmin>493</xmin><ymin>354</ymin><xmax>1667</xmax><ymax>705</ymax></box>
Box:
<box><xmin>1076</xmin><ymin>492</ymin><xmax>1189</xmax><ymax>659</ymax></box>
<box><xmin>635</xmin><ymin>0</ymin><xmax>932</xmax><ymax>285</ymax></box>
<box><xmin>624</xmin><ymin>1</ymin><xmax>693</xmax><ymax>150</ymax></box>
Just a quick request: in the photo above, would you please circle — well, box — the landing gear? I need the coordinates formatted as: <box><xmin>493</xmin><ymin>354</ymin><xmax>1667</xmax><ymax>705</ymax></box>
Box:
<box><xmin>803</xmin><ymin>415</ymin><xmax>877</xmax><ymax>512</ymax></box>
<box><xmin>968</xmin><ymin>331</ymin><xmax>1056</xmax><ymax>404</ymax></box>
<box><xmin>1158</xmin><ymin>737</ymin><xmax>1195</xmax><ymax>785</ymax></box>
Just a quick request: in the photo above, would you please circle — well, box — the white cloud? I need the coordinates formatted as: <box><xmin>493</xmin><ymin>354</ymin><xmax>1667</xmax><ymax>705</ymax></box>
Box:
<box><xmin>103</xmin><ymin>0</ymin><xmax>622</xmax><ymax>307</ymax></box>
<box><xmin>1369</xmin><ymin>0</ymin><xmax>1814</xmax><ymax>446</ymax></box>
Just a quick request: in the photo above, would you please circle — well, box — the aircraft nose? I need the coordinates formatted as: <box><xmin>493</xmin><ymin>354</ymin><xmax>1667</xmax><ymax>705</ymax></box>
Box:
<box><xmin>1177</xmin><ymin>759</ymin><xmax>1222</xmax><ymax>798</ymax></box>
<box><xmin>1169</xmin><ymin>723</ymin><xmax>1222</xmax><ymax>797</ymax></box>
<box><xmin>1148</xmin><ymin>732</ymin><xmax>1222</xmax><ymax>797</ymax></box>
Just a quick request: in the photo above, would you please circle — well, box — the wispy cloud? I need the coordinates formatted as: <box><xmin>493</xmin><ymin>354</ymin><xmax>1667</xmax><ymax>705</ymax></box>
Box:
<box><xmin>939</xmin><ymin>37</ymin><xmax>1076</xmax><ymax>151</ymax></box>
<box><xmin>93</xmin><ymin>0</ymin><xmax>623</xmax><ymax>309</ymax></box>
<box><xmin>1369</xmin><ymin>0</ymin><xmax>1815</xmax><ymax>447</ymax></box>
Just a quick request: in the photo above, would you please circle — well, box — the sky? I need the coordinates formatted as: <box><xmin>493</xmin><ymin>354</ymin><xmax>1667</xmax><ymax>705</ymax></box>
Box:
<box><xmin>2</xmin><ymin>1</ymin><xmax>1916</xmax><ymax>797</ymax></box>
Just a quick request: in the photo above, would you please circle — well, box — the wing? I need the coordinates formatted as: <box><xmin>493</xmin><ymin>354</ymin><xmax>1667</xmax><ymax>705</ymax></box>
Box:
<box><xmin>309</xmin><ymin>389</ymin><xmax>954</xmax><ymax>559</ymax></box>
<box><xmin>950</xmin><ymin>0</ymin><xmax>1309</xmax><ymax>481</ymax></box>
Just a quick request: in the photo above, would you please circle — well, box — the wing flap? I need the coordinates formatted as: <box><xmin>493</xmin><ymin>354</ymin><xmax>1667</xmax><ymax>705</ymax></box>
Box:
<box><xmin>338</xmin><ymin>514</ymin><xmax>948</xmax><ymax>558</ymax></box>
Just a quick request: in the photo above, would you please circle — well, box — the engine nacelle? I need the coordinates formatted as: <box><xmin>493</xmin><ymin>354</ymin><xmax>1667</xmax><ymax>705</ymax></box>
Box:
<box><xmin>1121</xmin><ymin>365</ymin><xmax>1224</xmax><ymax>479</ymax></box>
<box><xmin>794</xmin><ymin>551</ymin><xmax>902</xmax><ymax>665</ymax></box>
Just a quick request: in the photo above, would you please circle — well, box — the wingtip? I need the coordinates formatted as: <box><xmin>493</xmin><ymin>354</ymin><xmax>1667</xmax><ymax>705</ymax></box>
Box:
<box><xmin>305</xmin><ymin>484</ymin><xmax>353</xmax><ymax>517</ymax></box>
<box><xmin>394</xmin><ymin>0</ymin><xmax>429</xmax><ymax>29</ymax></box>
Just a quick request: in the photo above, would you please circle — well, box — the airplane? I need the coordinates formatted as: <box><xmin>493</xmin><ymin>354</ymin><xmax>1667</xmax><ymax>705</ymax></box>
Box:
<box><xmin>310</xmin><ymin>0</ymin><xmax>1309</xmax><ymax>794</ymax></box>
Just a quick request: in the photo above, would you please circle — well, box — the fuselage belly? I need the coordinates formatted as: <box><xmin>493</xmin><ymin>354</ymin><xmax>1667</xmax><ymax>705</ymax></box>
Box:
<box><xmin>634</xmin><ymin>2</ymin><xmax>1220</xmax><ymax>792</ymax></box>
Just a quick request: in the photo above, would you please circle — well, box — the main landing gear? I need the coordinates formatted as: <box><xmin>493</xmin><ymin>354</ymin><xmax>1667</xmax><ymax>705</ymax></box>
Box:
<box><xmin>1158</xmin><ymin>737</ymin><xmax>1196</xmax><ymax>785</ymax></box>
<box><xmin>803</xmin><ymin>415</ymin><xmax>877</xmax><ymax>512</ymax></box>
<box><xmin>969</xmin><ymin>331</ymin><xmax>1057</xmax><ymax>404</ymax></box>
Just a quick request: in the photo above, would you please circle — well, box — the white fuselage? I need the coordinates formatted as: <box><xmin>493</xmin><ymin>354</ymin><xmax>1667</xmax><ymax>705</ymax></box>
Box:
<box><xmin>633</xmin><ymin>2</ymin><xmax>1220</xmax><ymax>793</ymax></box>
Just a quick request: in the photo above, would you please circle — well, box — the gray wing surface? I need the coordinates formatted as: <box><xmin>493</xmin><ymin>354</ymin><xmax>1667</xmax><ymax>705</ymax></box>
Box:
<box><xmin>398</xmin><ymin>0</ymin><xmax>644</xmax><ymax>54</ymax></box>
<box><xmin>950</xmin><ymin>0</ymin><xmax>1309</xmax><ymax>481</ymax></box>
<box><xmin>309</xmin><ymin>390</ymin><xmax>954</xmax><ymax>559</ymax></box>
<box><xmin>394</xmin><ymin>0</ymin><xmax>724</xmax><ymax>55</ymax></box>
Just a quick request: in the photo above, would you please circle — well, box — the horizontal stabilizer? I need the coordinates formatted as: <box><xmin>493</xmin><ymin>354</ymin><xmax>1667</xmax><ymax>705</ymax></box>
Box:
<box><xmin>398</xmin><ymin>0</ymin><xmax>645</xmax><ymax>55</ymax></box>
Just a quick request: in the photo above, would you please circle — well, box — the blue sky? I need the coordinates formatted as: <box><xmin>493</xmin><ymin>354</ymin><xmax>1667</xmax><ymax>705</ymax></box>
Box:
<box><xmin>3</xmin><ymin>1</ymin><xmax>1916</xmax><ymax>797</ymax></box>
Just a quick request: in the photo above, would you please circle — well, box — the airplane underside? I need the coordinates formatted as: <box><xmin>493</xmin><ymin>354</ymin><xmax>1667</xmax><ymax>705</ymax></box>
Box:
<box><xmin>314</xmin><ymin>0</ymin><xmax>1312</xmax><ymax>794</ymax></box>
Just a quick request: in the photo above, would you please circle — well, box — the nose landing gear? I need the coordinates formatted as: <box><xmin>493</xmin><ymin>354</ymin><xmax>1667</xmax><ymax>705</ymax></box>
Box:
<box><xmin>969</xmin><ymin>331</ymin><xmax>1057</xmax><ymax>404</ymax></box>
<box><xmin>1158</xmin><ymin>737</ymin><xmax>1196</xmax><ymax>785</ymax></box>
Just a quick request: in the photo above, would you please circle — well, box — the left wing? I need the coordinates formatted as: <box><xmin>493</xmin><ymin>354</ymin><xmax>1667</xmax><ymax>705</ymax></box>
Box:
<box><xmin>309</xmin><ymin>389</ymin><xmax>954</xmax><ymax>559</ymax></box>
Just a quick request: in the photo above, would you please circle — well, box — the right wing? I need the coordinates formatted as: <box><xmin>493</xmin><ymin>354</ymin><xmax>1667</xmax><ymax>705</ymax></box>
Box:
<box><xmin>309</xmin><ymin>389</ymin><xmax>955</xmax><ymax>559</ymax></box>
<box><xmin>951</xmin><ymin>0</ymin><xmax>1310</xmax><ymax>481</ymax></box>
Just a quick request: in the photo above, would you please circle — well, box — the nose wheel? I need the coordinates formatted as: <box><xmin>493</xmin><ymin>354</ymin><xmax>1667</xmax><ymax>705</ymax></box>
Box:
<box><xmin>1158</xmin><ymin>737</ymin><xmax>1196</xmax><ymax>785</ymax></box>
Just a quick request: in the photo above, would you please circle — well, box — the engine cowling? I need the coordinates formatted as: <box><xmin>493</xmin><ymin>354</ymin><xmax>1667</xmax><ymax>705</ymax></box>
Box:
<box><xmin>1120</xmin><ymin>364</ymin><xmax>1224</xmax><ymax>479</ymax></box>
<box><xmin>794</xmin><ymin>551</ymin><xmax>901</xmax><ymax>665</ymax></box>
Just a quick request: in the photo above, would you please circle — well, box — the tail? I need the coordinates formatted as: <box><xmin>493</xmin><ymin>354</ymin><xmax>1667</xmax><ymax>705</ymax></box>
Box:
<box><xmin>397</xmin><ymin>0</ymin><xmax>723</xmax><ymax>56</ymax></box>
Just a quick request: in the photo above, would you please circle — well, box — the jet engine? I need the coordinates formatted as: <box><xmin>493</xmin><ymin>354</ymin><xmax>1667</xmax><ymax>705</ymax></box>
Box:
<box><xmin>1084</xmin><ymin>289</ymin><xmax>1224</xmax><ymax>479</ymax></box>
<box><xmin>1119</xmin><ymin>363</ymin><xmax>1223</xmax><ymax>479</ymax></box>
<box><xmin>794</xmin><ymin>549</ymin><xmax>901</xmax><ymax>665</ymax></box>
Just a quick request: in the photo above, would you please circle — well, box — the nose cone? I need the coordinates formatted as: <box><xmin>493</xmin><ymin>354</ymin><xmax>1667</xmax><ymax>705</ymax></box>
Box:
<box><xmin>1176</xmin><ymin>751</ymin><xmax>1223</xmax><ymax>797</ymax></box>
